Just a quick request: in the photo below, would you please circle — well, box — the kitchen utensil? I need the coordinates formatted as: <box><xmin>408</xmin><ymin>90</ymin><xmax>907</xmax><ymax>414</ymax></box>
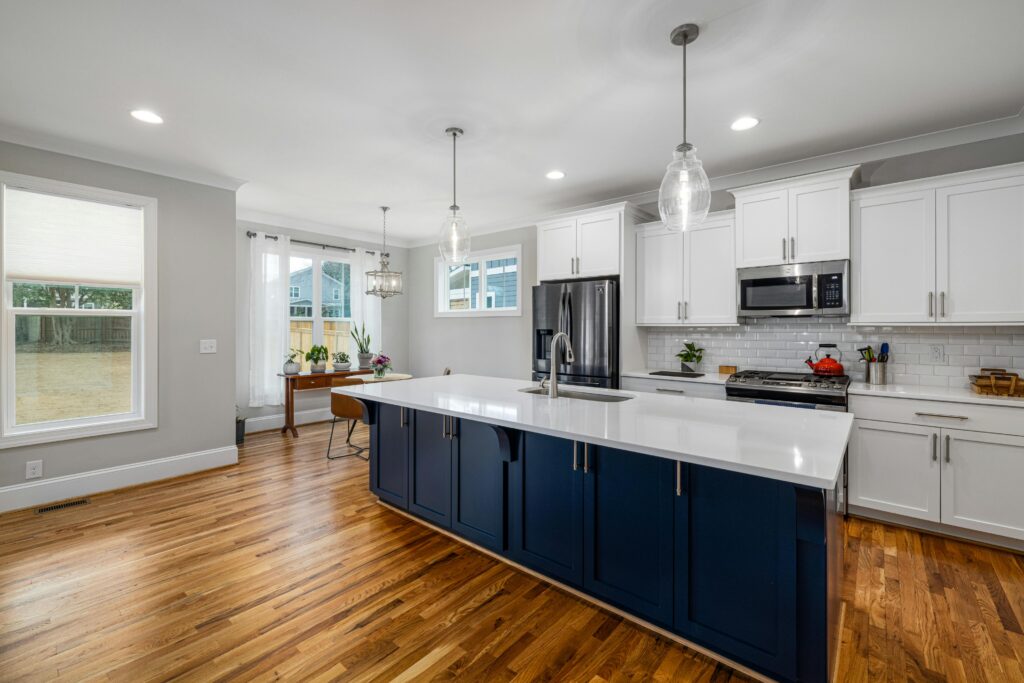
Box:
<box><xmin>805</xmin><ymin>343</ymin><xmax>846</xmax><ymax>377</ymax></box>
<box><xmin>879</xmin><ymin>342</ymin><xmax>890</xmax><ymax>362</ymax></box>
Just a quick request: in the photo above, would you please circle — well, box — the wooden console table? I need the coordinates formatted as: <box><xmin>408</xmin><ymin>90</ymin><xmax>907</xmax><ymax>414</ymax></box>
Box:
<box><xmin>278</xmin><ymin>369</ymin><xmax>371</xmax><ymax>437</ymax></box>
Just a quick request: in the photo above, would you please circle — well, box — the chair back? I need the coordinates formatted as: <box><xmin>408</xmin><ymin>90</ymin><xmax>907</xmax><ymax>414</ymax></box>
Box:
<box><xmin>331</xmin><ymin>377</ymin><xmax>365</xmax><ymax>421</ymax></box>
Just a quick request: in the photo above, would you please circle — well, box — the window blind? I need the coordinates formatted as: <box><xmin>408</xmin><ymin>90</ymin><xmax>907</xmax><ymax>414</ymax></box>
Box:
<box><xmin>4</xmin><ymin>186</ymin><xmax>144</xmax><ymax>286</ymax></box>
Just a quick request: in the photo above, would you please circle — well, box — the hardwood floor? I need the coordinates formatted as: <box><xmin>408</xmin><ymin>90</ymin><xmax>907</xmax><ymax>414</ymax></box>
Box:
<box><xmin>1</xmin><ymin>422</ymin><xmax>1023</xmax><ymax>682</ymax></box>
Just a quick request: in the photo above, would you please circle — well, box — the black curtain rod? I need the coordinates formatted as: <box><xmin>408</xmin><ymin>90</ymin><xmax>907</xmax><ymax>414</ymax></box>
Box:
<box><xmin>245</xmin><ymin>230</ymin><xmax>380</xmax><ymax>255</ymax></box>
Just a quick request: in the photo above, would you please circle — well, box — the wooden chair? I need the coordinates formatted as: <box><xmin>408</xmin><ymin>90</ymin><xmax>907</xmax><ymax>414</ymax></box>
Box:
<box><xmin>327</xmin><ymin>377</ymin><xmax>367</xmax><ymax>460</ymax></box>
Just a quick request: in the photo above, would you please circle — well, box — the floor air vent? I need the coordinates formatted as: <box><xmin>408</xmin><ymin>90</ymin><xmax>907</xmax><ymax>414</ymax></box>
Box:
<box><xmin>36</xmin><ymin>498</ymin><xmax>89</xmax><ymax>514</ymax></box>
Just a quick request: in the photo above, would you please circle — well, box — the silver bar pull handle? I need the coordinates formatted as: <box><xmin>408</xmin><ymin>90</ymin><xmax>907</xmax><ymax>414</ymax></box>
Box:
<box><xmin>656</xmin><ymin>388</ymin><xmax>686</xmax><ymax>394</ymax></box>
<box><xmin>782</xmin><ymin>238</ymin><xmax>787</xmax><ymax>261</ymax></box>
<box><xmin>931</xmin><ymin>433</ymin><xmax>938</xmax><ymax>462</ymax></box>
<box><xmin>915</xmin><ymin>412</ymin><xmax>969</xmax><ymax>420</ymax></box>
<box><xmin>572</xmin><ymin>441</ymin><xmax>579</xmax><ymax>471</ymax></box>
<box><xmin>940</xmin><ymin>291</ymin><xmax>946</xmax><ymax>317</ymax></box>
<box><xmin>928</xmin><ymin>292</ymin><xmax>934</xmax><ymax>318</ymax></box>
<box><xmin>583</xmin><ymin>443</ymin><xmax>589</xmax><ymax>474</ymax></box>
<box><xmin>442</xmin><ymin>415</ymin><xmax>449</xmax><ymax>439</ymax></box>
<box><xmin>684</xmin><ymin>301</ymin><xmax>688</xmax><ymax>319</ymax></box>
<box><xmin>945</xmin><ymin>434</ymin><xmax>951</xmax><ymax>463</ymax></box>
<box><xmin>675</xmin><ymin>461</ymin><xmax>682</xmax><ymax>496</ymax></box>
<box><xmin>677</xmin><ymin>301</ymin><xmax>682</xmax><ymax>320</ymax></box>
<box><xmin>790</xmin><ymin>236</ymin><xmax>795</xmax><ymax>260</ymax></box>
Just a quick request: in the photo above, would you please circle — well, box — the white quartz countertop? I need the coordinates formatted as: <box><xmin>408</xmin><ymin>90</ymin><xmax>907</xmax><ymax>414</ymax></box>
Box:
<box><xmin>335</xmin><ymin>374</ymin><xmax>853</xmax><ymax>489</ymax></box>
<box><xmin>621</xmin><ymin>369</ymin><xmax>733</xmax><ymax>385</ymax></box>
<box><xmin>849</xmin><ymin>382</ymin><xmax>1024</xmax><ymax>408</ymax></box>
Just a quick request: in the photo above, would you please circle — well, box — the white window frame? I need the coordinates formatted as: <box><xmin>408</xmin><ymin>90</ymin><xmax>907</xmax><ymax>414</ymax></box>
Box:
<box><xmin>289</xmin><ymin>285</ymin><xmax>300</xmax><ymax>299</ymax></box>
<box><xmin>0</xmin><ymin>171</ymin><xmax>158</xmax><ymax>449</ymax></box>
<box><xmin>288</xmin><ymin>246</ymin><xmax>354</xmax><ymax>350</ymax></box>
<box><xmin>434</xmin><ymin>245</ymin><xmax>522</xmax><ymax>318</ymax></box>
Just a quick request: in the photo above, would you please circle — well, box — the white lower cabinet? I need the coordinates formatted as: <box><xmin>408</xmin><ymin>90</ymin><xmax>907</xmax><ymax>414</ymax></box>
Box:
<box><xmin>941</xmin><ymin>429</ymin><xmax>1024</xmax><ymax>540</ymax></box>
<box><xmin>620</xmin><ymin>376</ymin><xmax>726</xmax><ymax>400</ymax></box>
<box><xmin>849</xmin><ymin>401</ymin><xmax>1024</xmax><ymax>543</ymax></box>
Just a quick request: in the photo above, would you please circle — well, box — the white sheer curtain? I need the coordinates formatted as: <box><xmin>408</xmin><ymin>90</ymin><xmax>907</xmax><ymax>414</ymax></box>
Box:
<box><xmin>351</xmin><ymin>249</ymin><xmax>383</xmax><ymax>356</ymax></box>
<box><xmin>249</xmin><ymin>232</ymin><xmax>291</xmax><ymax>407</ymax></box>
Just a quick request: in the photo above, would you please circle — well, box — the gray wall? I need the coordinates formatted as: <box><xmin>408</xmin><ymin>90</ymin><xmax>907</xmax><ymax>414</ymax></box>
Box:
<box><xmin>0</xmin><ymin>140</ymin><xmax>236</xmax><ymax>487</ymax></box>
<box><xmin>407</xmin><ymin>226</ymin><xmax>536</xmax><ymax>380</ymax></box>
<box><xmin>235</xmin><ymin>220</ymin><xmax>409</xmax><ymax>419</ymax></box>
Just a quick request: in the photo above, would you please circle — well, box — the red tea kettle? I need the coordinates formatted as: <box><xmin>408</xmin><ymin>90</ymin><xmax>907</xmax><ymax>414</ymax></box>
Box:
<box><xmin>805</xmin><ymin>344</ymin><xmax>845</xmax><ymax>377</ymax></box>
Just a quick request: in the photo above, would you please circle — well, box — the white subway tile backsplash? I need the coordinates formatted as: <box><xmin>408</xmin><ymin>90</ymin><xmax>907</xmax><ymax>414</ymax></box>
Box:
<box><xmin>645</xmin><ymin>320</ymin><xmax>1024</xmax><ymax>386</ymax></box>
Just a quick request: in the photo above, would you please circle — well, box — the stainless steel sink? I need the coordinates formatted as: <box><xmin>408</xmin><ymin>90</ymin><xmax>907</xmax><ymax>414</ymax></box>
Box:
<box><xmin>518</xmin><ymin>387</ymin><xmax>634</xmax><ymax>402</ymax></box>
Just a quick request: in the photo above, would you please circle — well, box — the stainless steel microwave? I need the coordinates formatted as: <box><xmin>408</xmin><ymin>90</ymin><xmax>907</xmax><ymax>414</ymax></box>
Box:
<box><xmin>736</xmin><ymin>260</ymin><xmax>849</xmax><ymax>317</ymax></box>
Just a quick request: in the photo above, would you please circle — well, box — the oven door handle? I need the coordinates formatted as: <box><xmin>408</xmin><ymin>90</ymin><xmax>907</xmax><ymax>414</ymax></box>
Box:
<box><xmin>727</xmin><ymin>395</ymin><xmax>835</xmax><ymax>411</ymax></box>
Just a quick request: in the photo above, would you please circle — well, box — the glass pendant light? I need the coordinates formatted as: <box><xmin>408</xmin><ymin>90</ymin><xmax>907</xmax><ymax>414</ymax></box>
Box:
<box><xmin>658</xmin><ymin>23</ymin><xmax>711</xmax><ymax>232</ymax></box>
<box><xmin>366</xmin><ymin>206</ymin><xmax>403</xmax><ymax>298</ymax></box>
<box><xmin>438</xmin><ymin>126</ymin><xmax>470</xmax><ymax>263</ymax></box>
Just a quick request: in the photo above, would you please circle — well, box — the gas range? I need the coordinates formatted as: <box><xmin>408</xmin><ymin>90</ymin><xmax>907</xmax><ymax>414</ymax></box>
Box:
<box><xmin>725</xmin><ymin>370</ymin><xmax>850</xmax><ymax>411</ymax></box>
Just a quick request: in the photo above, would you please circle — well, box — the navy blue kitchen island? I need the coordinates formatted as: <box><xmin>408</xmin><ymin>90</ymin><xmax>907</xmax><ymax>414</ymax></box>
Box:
<box><xmin>337</xmin><ymin>376</ymin><xmax>851</xmax><ymax>683</ymax></box>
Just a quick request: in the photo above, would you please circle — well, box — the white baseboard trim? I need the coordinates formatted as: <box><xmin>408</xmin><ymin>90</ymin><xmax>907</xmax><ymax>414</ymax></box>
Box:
<box><xmin>244</xmin><ymin>407</ymin><xmax>332</xmax><ymax>434</ymax></box>
<box><xmin>0</xmin><ymin>445</ymin><xmax>238</xmax><ymax>514</ymax></box>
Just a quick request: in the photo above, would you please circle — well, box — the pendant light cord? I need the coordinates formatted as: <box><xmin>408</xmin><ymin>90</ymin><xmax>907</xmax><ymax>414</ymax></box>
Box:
<box><xmin>451</xmin><ymin>130</ymin><xmax>458</xmax><ymax>213</ymax></box>
<box><xmin>381</xmin><ymin>207</ymin><xmax>388</xmax><ymax>255</ymax></box>
<box><xmin>682</xmin><ymin>35</ymin><xmax>687</xmax><ymax>146</ymax></box>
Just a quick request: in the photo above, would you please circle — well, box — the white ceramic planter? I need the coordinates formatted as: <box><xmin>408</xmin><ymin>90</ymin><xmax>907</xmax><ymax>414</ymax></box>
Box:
<box><xmin>332</xmin><ymin>362</ymin><xmax>351</xmax><ymax>372</ymax></box>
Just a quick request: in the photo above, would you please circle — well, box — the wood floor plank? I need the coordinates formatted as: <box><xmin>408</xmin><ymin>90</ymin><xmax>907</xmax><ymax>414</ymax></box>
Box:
<box><xmin>2</xmin><ymin>422</ymin><xmax>1023</xmax><ymax>681</ymax></box>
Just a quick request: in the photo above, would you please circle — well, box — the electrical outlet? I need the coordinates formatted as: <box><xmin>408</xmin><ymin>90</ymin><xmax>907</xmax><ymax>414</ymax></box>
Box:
<box><xmin>928</xmin><ymin>344</ymin><xmax>944</xmax><ymax>363</ymax></box>
<box><xmin>25</xmin><ymin>460</ymin><xmax>42</xmax><ymax>480</ymax></box>
<box><xmin>199</xmin><ymin>339</ymin><xmax>217</xmax><ymax>354</ymax></box>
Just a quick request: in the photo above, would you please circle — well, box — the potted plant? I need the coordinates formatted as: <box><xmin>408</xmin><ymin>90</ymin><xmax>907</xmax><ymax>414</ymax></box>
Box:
<box><xmin>351</xmin><ymin>322</ymin><xmax>373</xmax><ymax>369</ymax></box>
<box><xmin>332</xmin><ymin>350</ymin><xmax>351</xmax><ymax>372</ymax></box>
<box><xmin>306</xmin><ymin>344</ymin><xmax>329</xmax><ymax>373</ymax></box>
<box><xmin>283</xmin><ymin>348</ymin><xmax>302</xmax><ymax>375</ymax></box>
<box><xmin>676</xmin><ymin>341</ymin><xmax>705</xmax><ymax>373</ymax></box>
<box><xmin>371</xmin><ymin>353</ymin><xmax>392</xmax><ymax>379</ymax></box>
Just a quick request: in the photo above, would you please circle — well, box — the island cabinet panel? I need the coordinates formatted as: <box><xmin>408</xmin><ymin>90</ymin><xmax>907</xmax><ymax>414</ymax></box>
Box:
<box><xmin>370</xmin><ymin>403</ymin><xmax>410</xmax><ymax>509</ymax></box>
<box><xmin>450</xmin><ymin>418</ymin><xmax>507</xmax><ymax>552</ymax></box>
<box><xmin>508</xmin><ymin>432</ymin><xmax>584</xmax><ymax>586</ymax></box>
<box><xmin>582</xmin><ymin>444</ymin><xmax>674</xmax><ymax>626</ymax></box>
<box><xmin>409</xmin><ymin>411</ymin><xmax>452</xmax><ymax>527</ymax></box>
<box><xmin>674</xmin><ymin>464</ymin><xmax>799</xmax><ymax>681</ymax></box>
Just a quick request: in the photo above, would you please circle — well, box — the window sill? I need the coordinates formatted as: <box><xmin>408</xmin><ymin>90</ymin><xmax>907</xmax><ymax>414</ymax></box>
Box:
<box><xmin>434</xmin><ymin>309</ymin><xmax>522</xmax><ymax>318</ymax></box>
<box><xmin>0</xmin><ymin>415</ymin><xmax>158</xmax><ymax>450</ymax></box>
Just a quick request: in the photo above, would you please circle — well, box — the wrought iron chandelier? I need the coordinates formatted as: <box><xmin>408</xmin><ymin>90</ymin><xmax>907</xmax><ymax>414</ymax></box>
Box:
<box><xmin>366</xmin><ymin>206</ymin><xmax>403</xmax><ymax>298</ymax></box>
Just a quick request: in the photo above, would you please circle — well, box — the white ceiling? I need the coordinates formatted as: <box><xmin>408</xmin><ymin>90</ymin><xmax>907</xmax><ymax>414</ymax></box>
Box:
<box><xmin>2</xmin><ymin>0</ymin><xmax>1023</xmax><ymax>245</ymax></box>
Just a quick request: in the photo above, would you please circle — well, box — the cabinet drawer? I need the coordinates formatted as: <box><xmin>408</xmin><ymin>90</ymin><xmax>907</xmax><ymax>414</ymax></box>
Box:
<box><xmin>849</xmin><ymin>395</ymin><xmax>1024</xmax><ymax>437</ymax></box>
<box><xmin>295</xmin><ymin>376</ymin><xmax>330</xmax><ymax>390</ymax></box>
<box><xmin>621</xmin><ymin>376</ymin><xmax>725</xmax><ymax>400</ymax></box>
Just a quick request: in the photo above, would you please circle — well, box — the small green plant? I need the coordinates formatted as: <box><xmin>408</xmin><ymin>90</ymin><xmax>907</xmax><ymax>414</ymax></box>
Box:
<box><xmin>285</xmin><ymin>348</ymin><xmax>303</xmax><ymax>363</ymax></box>
<box><xmin>676</xmin><ymin>341</ymin><xmax>705</xmax><ymax>366</ymax></box>
<box><xmin>351</xmin><ymin>322</ymin><xmax>372</xmax><ymax>354</ymax></box>
<box><xmin>305</xmin><ymin>345</ymin><xmax>329</xmax><ymax>364</ymax></box>
<box><xmin>332</xmin><ymin>351</ymin><xmax>350</xmax><ymax>363</ymax></box>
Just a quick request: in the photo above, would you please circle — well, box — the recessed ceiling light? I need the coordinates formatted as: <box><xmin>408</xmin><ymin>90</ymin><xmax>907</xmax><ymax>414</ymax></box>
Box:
<box><xmin>130</xmin><ymin>109</ymin><xmax>163</xmax><ymax>124</ymax></box>
<box><xmin>545</xmin><ymin>170</ymin><xmax>566</xmax><ymax>180</ymax></box>
<box><xmin>730</xmin><ymin>116</ymin><xmax>759</xmax><ymax>131</ymax></box>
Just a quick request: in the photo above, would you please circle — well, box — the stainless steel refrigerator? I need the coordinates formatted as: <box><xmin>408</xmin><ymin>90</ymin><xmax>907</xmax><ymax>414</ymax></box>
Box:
<box><xmin>532</xmin><ymin>279</ymin><xmax>618</xmax><ymax>388</ymax></box>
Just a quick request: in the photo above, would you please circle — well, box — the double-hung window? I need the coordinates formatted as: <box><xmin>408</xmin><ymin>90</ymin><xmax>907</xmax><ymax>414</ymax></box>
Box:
<box><xmin>0</xmin><ymin>172</ymin><xmax>157</xmax><ymax>448</ymax></box>
<box><xmin>434</xmin><ymin>245</ymin><xmax>522</xmax><ymax>317</ymax></box>
<box><xmin>288</xmin><ymin>249</ymin><xmax>352</xmax><ymax>370</ymax></box>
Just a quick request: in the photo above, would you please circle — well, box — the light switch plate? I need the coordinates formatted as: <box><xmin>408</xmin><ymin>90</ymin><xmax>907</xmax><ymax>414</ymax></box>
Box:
<box><xmin>26</xmin><ymin>460</ymin><xmax>42</xmax><ymax>479</ymax></box>
<box><xmin>199</xmin><ymin>339</ymin><xmax>217</xmax><ymax>354</ymax></box>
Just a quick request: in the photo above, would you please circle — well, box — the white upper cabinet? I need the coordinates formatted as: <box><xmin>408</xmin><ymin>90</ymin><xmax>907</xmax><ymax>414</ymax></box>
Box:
<box><xmin>851</xmin><ymin>189</ymin><xmax>936</xmax><ymax>324</ymax></box>
<box><xmin>732</xmin><ymin>166</ymin><xmax>858</xmax><ymax>268</ymax></box>
<box><xmin>634</xmin><ymin>211</ymin><xmax>736</xmax><ymax>326</ymax></box>
<box><xmin>536</xmin><ymin>205</ymin><xmax>635</xmax><ymax>282</ymax></box>
<box><xmin>683</xmin><ymin>214</ymin><xmax>737</xmax><ymax>325</ymax></box>
<box><xmin>851</xmin><ymin>162</ymin><xmax>1024</xmax><ymax>325</ymax></box>
<box><xmin>936</xmin><ymin>174</ymin><xmax>1024</xmax><ymax>323</ymax></box>
<box><xmin>635</xmin><ymin>223</ymin><xmax>683</xmax><ymax>324</ymax></box>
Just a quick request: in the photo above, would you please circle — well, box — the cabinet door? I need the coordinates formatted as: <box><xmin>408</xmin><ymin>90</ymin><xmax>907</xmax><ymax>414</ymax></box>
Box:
<box><xmin>537</xmin><ymin>219</ymin><xmax>577</xmax><ymax>282</ymax></box>
<box><xmin>451</xmin><ymin>418</ymin><xmax>506</xmax><ymax>552</ymax></box>
<box><xmin>735</xmin><ymin>189</ymin><xmax>789</xmax><ymax>268</ymax></box>
<box><xmin>408</xmin><ymin>411</ymin><xmax>452</xmax><ymax>527</ymax></box>
<box><xmin>683</xmin><ymin>217</ymin><xmax>736</xmax><ymax>325</ymax></box>
<box><xmin>849</xmin><ymin>419</ymin><xmax>940</xmax><ymax>522</ymax></box>
<box><xmin>371</xmin><ymin>403</ymin><xmax>409</xmax><ymax>509</ymax></box>
<box><xmin>851</xmin><ymin>190</ymin><xmax>936</xmax><ymax>324</ymax></box>
<box><xmin>788</xmin><ymin>179</ymin><xmax>850</xmax><ymax>263</ymax></box>
<box><xmin>577</xmin><ymin>212</ymin><xmax>621</xmax><ymax>277</ymax></box>
<box><xmin>583</xmin><ymin>445</ymin><xmax>674</xmax><ymax>626</ymax></box>
<box><xmin>937</xmin><ymin>175</ymin><xmax>1024</xmax><ymax>323</ymax></box>
<box><xmin>941</xmin><ymin>429</ymin><xmax>1024</xmax><ymax>540</ymax></box>
<box><xmin>674</xmin><ymin>464</ymin><xmax>797</xmax><ymax>679</ymax></box>
<box><xmin>635</xmin><ymin>224</ymin><xmax>683</xmax><ymax>324</ymax></box>
<box><xmin>508</xmin><ymin>432</ymin><xmax>583</xmax><ymax>586</ymax></box>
